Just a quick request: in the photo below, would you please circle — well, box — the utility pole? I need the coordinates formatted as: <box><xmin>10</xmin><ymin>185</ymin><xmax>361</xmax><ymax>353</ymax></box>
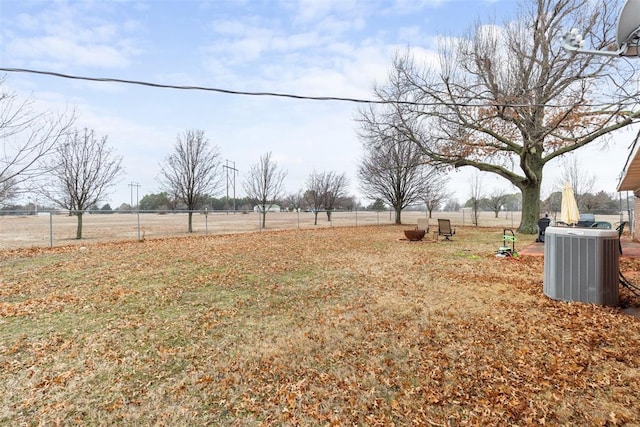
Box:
<box><xmin>222</xmin><ymin>160</ymin><xmax>238</xmax><ymax>213</ymax></box>
<box><xmin>128</xmin><ymin>182</ymin><xmax>141</xmax><ymax>210</ymax></box>
<box><xmin>129</xmin><ymin>182</ymin><xmax>142</xmax><ymax>240</ymax></box>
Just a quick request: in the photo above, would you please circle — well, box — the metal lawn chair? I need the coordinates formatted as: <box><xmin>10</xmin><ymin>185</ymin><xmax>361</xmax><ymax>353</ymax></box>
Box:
<box><xmin>437</xmin><ymin>219</ymin><xmax>455</xmax><ymax>241</ymax></box>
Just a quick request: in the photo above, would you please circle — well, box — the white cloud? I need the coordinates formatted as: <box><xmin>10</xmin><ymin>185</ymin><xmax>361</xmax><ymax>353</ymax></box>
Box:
<box><xmin>14</xmin><ymin>12</ymin><xmax>40</xmax><ymax>31</ymax></box>
<box><xmin>9</xmin><ymin>36</ymin><xmax>133</xmax><ymax>69</ymax></box>
<box><xmin>3</xmin><ymin>2</ymin><xmax>141</xmax><ymax>69</ymax></box>
<box><xmin>391</xmin><ymin>0</ymin><xmax>448</xmax><ymax>14</ymax></box>
<box><xmin>284</xmin><ymin>0</ymin><xmax>364</xmax><ymax>24</ymax></box>
<box><xmin>210</xmin><ymin>19</ymin><xmax>252</xmax><ymax>37</ymax></box>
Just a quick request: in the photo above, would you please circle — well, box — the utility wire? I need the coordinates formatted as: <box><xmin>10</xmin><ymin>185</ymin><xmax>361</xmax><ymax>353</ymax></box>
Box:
<box><xmin>0</xmin><ymin>66</ymin><xmax>636</xmax><ymax>109</ymax></box>
<box><xmin>0</xmin><ymin>67</ymin><xmax>397</xmax><ymax>105</ymax></box>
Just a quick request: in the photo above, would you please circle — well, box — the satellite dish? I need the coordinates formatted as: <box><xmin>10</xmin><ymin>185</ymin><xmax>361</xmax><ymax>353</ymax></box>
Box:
<box><xmin>562</xmin><ymin>0</ymin><xmax>640</xmax><ymax>57</ymax></box>
<box><xmin>616</xmin><ymin>0</ymin><xmax>640</xmax><ymax>56</ymax></box>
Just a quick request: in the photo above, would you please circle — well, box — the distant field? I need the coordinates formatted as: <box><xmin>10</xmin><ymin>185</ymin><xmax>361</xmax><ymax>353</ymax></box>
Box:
<box><xmin>0</xmin><ymin>209</ymin><xmax>624</xmax><ymax>250</ymax></box>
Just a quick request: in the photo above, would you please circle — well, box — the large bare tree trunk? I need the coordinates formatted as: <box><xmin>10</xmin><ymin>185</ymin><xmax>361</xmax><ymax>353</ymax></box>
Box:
<box><xmin>76</xmin><ymin>213</ymin><xmax>83</xmax><ymax>240</ymax></box>
<box><xmin>520</xmin><ymin>184</ymin><xmax>542</xmax><ymax>235</ymax></box>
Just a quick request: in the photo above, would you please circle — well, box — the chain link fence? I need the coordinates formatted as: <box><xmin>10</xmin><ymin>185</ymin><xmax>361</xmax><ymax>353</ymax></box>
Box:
<box><xmin>0</xmin><ymin>209</ymin><xmax>401</xmax><ymax>249</ymax></box>
<box><xmin>0</xmin><ymin>208</ymin><xmax>630</xmax><ymax>250</ymax></box>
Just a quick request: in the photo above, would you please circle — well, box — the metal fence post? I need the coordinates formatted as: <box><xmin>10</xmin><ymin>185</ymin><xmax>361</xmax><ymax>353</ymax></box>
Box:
<box><xmin>49</xmin><ymin>211</ymin><xmax>53</xmax><ymax>248</ymax></box>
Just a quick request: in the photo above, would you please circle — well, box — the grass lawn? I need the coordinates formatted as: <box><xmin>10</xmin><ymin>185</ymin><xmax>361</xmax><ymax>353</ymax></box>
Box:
<box><xmin>1</xmin><ymin>225</ymin><xmax>639</xmax><ymax>425</ymax></box>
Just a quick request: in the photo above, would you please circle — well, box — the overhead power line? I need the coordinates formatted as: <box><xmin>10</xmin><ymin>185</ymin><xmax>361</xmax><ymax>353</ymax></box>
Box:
<box><xmin>0</xmin><ymin>66</ymin><xmax>634</xmax><ymax>109</ymax></box>
<box><xmin>0</xmin><ymin>67</ymin><xmax>395</xmax><ymax>105</ymax></box>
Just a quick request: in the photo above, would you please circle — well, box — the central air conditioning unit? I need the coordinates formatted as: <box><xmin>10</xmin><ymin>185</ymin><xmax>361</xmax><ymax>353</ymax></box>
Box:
<box><xmin>543</xmin><ymin>227</ymin><xmax>619</xmax><ymax>306</ymax></box>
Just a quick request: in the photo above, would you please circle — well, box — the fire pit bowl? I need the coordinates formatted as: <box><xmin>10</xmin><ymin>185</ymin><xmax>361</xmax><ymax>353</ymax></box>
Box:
<box><xmin>404</xmin><ymin>229</ymin><xmax>426</xmax><ymax>241</ymax></box>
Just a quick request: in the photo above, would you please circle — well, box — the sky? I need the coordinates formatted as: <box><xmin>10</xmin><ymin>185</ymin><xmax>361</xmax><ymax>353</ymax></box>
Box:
<box><xmin>0</xmin><ymin>0</ymin><xmax>637</xmax><ymax>208</ymax></box>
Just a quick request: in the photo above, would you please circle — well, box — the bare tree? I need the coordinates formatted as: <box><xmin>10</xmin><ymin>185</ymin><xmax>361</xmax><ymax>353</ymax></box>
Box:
<box><xmin>340</xmin><ymin>195</ymin><xmax>357</xmax><ymax>211</ymax></box>
<box><xmin>304</xmin><ymin>181</ymin><xmax>323</xmax><ymax>225</ymax></box>
<box><xmin>0</xmin><ymin>79</ymin><xmax>75</xmax><ymax>202</ymax></box>
<box><xmin>485</xmin><ymin>189</ymin><xmax>509</xmax><ymax>218</ymax></box>
<box><xmin>367</xmin><ymin>0</ymin><xmax>640</xmax><ymax>233</ymax></box>
<box><xmin>358</xmin><ymin>117</ymin><xmax>438</xmax><ymax>224</ymax></box>
<box><xmin>0</xmin><ymin>177</ymin><xmax>17</xmax><ymax>207</ymax></box>
<box><xmin>556</xmin><ymin>155</ymin><xmax>595</xmax><ymax>207</ymax></box>
<box><xmin>323</xmin><ymin>171</ymin><xmax>349</xmax><ymax>221</ymax></box>
<box><xmin>421</xmin><ymin>170</ymin><xmax>449</xmax><ymax>218</ymax></box>
<box><xmin>305</xmin><ymin>170</ymin><xmax>349</xmax><ymax>224</ymax></box>
<box><xmin>468</xmin><ymin>172</ymin><xmax>484</xmax><ymax>226</ymax></box>
<box><xmin>41</xmin><ymin>128</ymin><xmax>123</xmax><ymax>239</ymax></box>
<box><xmin>285</xmin><ymin>189</ymin><xmax>305</xmax><ymax>212</ymax></box>
<box><xmin>542</xmin><ymin>191</ymin><xmax>562</xmax><ymax>218</ymax></box>
<box><xmin>243</xmin><ymin>151</ymin><xmax>287</xmax><ymax>229</ymax></box>
<box><xmin>581</xmin><ymin>190</ymin><xmax>614</xmax><ymax>212</ymax></box>
<box><xmin>443</xmin><ymin>199</ymin><xmax>461</xmax><ymax>212</ymax></box>
<box><xmin>159</xmin><ymin>129</ymin><xmax>222</xmax><ymax>232</ymax></box>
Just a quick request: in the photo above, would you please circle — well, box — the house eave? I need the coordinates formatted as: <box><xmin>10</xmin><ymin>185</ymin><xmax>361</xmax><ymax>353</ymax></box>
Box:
<box><xmin>617</xmin><ymin>138</ymin><xmax>640</xmax><ymax>192</ymax></box>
